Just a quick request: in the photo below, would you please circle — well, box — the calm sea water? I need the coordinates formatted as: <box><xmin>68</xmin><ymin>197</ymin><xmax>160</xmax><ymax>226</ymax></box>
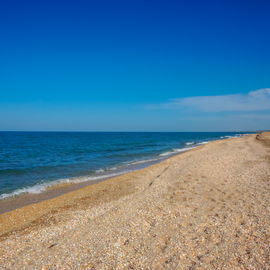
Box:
<box><xmin>0</xmin><ymin>132</ymin><xmax>250</xmax><ymax>199</ymax></box>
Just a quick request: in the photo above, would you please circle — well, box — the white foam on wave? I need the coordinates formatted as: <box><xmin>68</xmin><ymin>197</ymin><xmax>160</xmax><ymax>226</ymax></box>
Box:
<box><xmin>0</xmin><ymin>180</ymin><xmax>63</xmax><ymax>200</ymax></box>
<box><xmin>109</xmin><ymin>166</ymin><xmax>118</xmax><ymax>171</ymax></box>
<box><xmin>224</xmin><ymin>135</ymin><xmax>240</xmax><ymax>139</ymax></box>
<box><xmin>95</xmin><ymin>166</ymin><xmax>122</xmax><ymax>173</ymax></box>
<box><xmin>81</xmin><ymin>170</ymin><xmax>132</xmax><ymax>182</ymax></box>
<box><xmin>221</xmin><ymin>134</ymin><xmax>246</xmax><ymax>139</ymax></box>
<box><xmin>159</xmin><ymin>146</ymin><xmax>196</xmax><ymax>157</ymax></box>
<box><xmin>0</xmin><ymin>184</ymin><xmax>47</xmax><ymax>199</ymax></box>
<box><xmin>0</xmin><ymin>170</ymin><xmax>133</xmax><ymax>200</ymax></box>
<box><xmin>174</xmin><ymin>146</ymin><xmax>197</xmax><ymax>152</ymax></box>
<box><xmin>197</xmin><ymin>141</ymin><xmax>210</xmax><ymax>145</ymax></box>
<box><xmin>159</xmin><ymin>151</ymin><xmax>173</xmax><ymax>157</ymax></box>
<box><xmin>123</xmin><ymin>158</ymin><xmax>162</xmax><ymax>166</ymax></box>
<box><xmin>185</xmin><ymin>141</ymin><xmax>195</xmax><ymax>146</ymax></box>
<box><xmin>95</xmin><ymin>168</ymin><xmax>105</xmax><ymax>173</ymax></box>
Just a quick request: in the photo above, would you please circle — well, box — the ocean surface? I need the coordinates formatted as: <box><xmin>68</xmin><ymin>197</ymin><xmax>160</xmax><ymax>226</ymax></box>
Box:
<box><xmin>0</xmin><ymin>132</ymin><xmax>251</xmax><ymax>199</ymax></box>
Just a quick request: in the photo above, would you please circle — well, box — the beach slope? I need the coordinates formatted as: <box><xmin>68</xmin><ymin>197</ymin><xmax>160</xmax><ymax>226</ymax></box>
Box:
<box><xmin>1</xmin><ymin>133</ymin><xmax>270</xmax><ymax>269</ymax></box>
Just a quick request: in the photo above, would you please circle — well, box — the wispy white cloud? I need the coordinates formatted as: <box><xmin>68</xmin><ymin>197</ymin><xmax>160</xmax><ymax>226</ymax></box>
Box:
<box><xmin>152</xmin><ymin>88</ymin><xmax>270</xmax><ymax>112</ymax></box>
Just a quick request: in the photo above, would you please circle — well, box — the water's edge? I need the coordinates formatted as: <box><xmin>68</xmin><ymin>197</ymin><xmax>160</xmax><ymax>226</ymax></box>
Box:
<box><xmin>0</xmin><ymin>134</ymin><xmax>250</xmax><ymax>214</ymax></box>
<box><xmin>0</xmin><ymin>140</ymin><xmax>210</xmax><ymax>200</ymax></box>
<box><xmin>0</xmin><ymin>147</ymin><xmax>186</xmax><ymax>214</ymax></box>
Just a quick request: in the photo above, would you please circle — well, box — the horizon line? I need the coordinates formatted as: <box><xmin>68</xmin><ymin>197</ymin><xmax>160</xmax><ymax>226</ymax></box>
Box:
<box><xmin>0</xmin><ymin>130</ymin><xmax>261</xmax><ymax>133</ymax></box>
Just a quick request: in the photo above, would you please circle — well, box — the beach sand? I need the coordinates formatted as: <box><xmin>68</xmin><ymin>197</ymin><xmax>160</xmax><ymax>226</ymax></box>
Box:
<box><xmin>0</xmin><ymin>133</ymin><xmax>270</xmax><ymax>269</ymax></box>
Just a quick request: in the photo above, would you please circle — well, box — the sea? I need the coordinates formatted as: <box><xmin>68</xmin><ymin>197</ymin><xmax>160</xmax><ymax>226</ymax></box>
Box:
<box><xmin>0</xmin><ymin>132</ymin><xmax>252</xmax><ymax>199</ymax></box>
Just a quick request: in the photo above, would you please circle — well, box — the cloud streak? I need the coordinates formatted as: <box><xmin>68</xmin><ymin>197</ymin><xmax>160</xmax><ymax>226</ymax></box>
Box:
<box><xmin>156</xmin><ymin>88</ymin><xmax>270</xmax><ymax>112</ymax></box>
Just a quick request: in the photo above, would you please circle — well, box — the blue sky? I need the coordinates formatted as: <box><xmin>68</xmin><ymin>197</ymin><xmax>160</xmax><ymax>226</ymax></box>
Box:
<box><xmin>0</xmin><ymin>0</ymin><xmax>270</xmax><ymax>131</ymax></box>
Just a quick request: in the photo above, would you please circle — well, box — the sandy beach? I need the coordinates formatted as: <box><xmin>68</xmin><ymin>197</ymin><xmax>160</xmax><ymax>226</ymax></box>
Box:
<box><xmin>0</xmin><ymin>132</ymin><xmax>270</xmax><ymax>269</ymax></box>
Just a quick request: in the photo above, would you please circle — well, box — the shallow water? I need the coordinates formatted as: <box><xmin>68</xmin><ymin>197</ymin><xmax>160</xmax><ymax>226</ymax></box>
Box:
<box><xmin>0</xmin><ymin>132</ymin><xmax>250</xmax><ymax>199</ymax></box>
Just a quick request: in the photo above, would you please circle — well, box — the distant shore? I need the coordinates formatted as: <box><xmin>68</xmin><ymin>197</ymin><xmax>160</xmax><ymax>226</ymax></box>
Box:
<box><xmin>1</xmin><ymin>132</ymin><xmax>269</xmax><ymax>269</ymax></box>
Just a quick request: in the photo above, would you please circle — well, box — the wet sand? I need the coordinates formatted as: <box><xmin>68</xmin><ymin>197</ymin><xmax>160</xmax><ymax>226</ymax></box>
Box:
<box><xmin>0</xmin><ymin>155</ymin><xmax>172</xmax><ymax>214</ymax></box>
<box><xmin>0</xmin><ymin>133</ymin><xmax>270</xmax><ymax>269</ymax></box>
<box><xmin>0</xmin><ymin>178</ymin><xmax>102</xmax><ymax>214</ymax></box>
<box><xmin>0</xmin><ymin>155</ymin><xmax>168</xmax><ymax>214</ymax></box>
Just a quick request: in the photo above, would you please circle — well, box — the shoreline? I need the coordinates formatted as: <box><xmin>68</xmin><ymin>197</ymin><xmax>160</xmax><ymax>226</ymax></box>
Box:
<box><xmin>0</xmin><ymin>135</ymin><xmax>248</xmax><ymax>234</ymax></box>
<box><xmin>0</xmin><ymin>156</ymin><xmax>166</xmax><ymax>214</ymax></box>
<box><xmin>0</xmin><ymin>134</ymin><xmax>246</xmax><ymax>207</ymax></box>
<box><xmin>1</xmin><ymin>132</ymin><xmax>269</xmax><ymax>269</ymax></box>
<box><xmin>0</xmin><ymin>141</ymin><xmax>209</xmax><ymax>236</ymax></box>
<box><xmin>0</xmin><ymin>143</ymin><xmax>206</xmax><ymax>214</ymax></box>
